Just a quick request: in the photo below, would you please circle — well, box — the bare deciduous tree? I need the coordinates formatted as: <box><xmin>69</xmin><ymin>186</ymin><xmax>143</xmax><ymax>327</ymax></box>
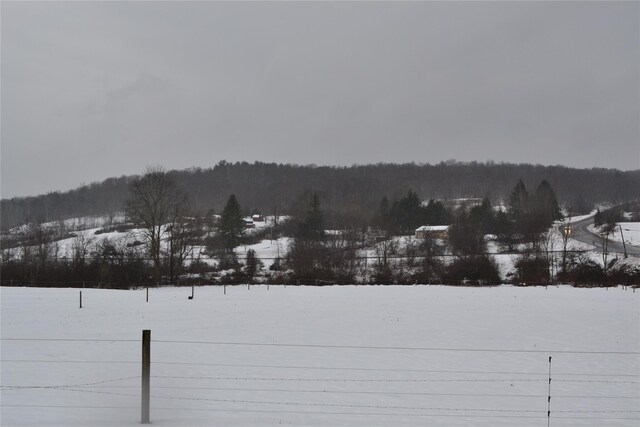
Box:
<box><xmin>371</xmin><ymin>231</ymin><xmax>398</xmax><ymax>282</ymax></box>
<box><xmin>126</xmin><ymin>167</ymin><xmax>184</xmax><ymax>283</ymax></box>
<box><xmin>166</xmin><ymin>202</ymin><xmax>196</xmax><ymax>283</ymax></box>
<box><xmin>599</xmin><ymin>222</ymin><xmax>616</xmax><ymax>275</ymax></box>
<box><xmin>559</xmin><ymin>207</ymin><xmax>573</xmax><ymax>274</ymax></box>
<box><xmin>539</xmin><ymin>228</ymin><xmax>557</xmax><ymax>283</ymax></box>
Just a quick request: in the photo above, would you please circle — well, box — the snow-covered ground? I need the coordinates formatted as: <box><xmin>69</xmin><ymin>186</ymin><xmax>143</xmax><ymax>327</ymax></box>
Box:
<box><xmin>564</xmin><ymin>212</ymin><xmax>596</xmax><ymax>224</ymax></box>
<box><xmin>590</xmin><ymin>223</ymin><xmax>640</xmax><ymax>247</ymax></box>
<box><xmin>1</xmin><ymin>285</ymin><xmax>638</xmax><ymax>426</ymax></box>
<box><xmin>50</xmin><ymin>227</ymin><xmax>147</xmax><ymax>259</ymax></box>
<box><xmin>233</xmin><ymin>238</ymin><xmax>292</xmax><ymax>270</ymax></box>
<box><xmin>5</xmin><ymin>215</ymin><xmax>127</xmax><ymax>236</ymax></box>
<box><xmin>3</xmin><ymin>212</ymin><xmax>639</xmax><ymax>281</ymax></box>
<box><xmin>2</xmin><ymin>215</ymin><xmax>287</xmax><ymax>262</ymax></box>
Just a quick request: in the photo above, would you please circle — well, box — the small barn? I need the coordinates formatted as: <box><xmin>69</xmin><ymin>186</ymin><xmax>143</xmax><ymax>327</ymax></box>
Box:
<box><xmin>415</xmin><ymin>225</ymin><xmax>450</xmax><ymax>239</ymax></box>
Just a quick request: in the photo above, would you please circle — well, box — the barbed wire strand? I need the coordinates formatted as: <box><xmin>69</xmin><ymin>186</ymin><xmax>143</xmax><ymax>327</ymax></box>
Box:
<box><xmin>147</xmin><ymin>395</ymin><xmax>549</xmax><ymax>413</ymax></box>
<box><xmin>0</xmin><ymin>404</ymin><xmax>137</xmax><ymax>409</ymax></box>
<box><xmin>150</xmin><ymin>375</ymin><xmax>548</xmax><ymax>383</ymax></box>
<box><xmin>0</xmin><ymin>404</ymin><xmax>543</xmax><ymax>420</ymax></box>
<box><xmin>0</xmin><ymin>338</ymin><xmax>137</xmax><ymax>342</ymax></box>
<box><xmin>1</xmin><ymin>403</ymin><xmax>638</xmax><ymax>420</ymax></box>
<box><xmin>151</xmin><ymin>339</ymin><xmax>640</xmax><ymax>355</ymax></box>
<box><xmin>1</xmin><ymin>376</ymin><xmax>139</xmax><ymax>390</ymax></box>
<box><xmin>4</xmin><ymin>337</ymin><xmax>637</xmax><ymax>355</ymax></box>
<box><xmin>2</xmin><ymin>358</ymin><xmax>637</xmax><ymax>378</ymax></box>
<box><xmin>556</xmin><ymin>379</ymin><xmax>640</xmax><ymax>384</ymax></box>
<box><xmin>145</xmin><ymin>406</ymin><xmax>640</xmax><ymax>420</ymax></box>
<box><xmin>6</xmin><ymin>383</ymin><xmax>639</xmax><ymax>401</ymax></box>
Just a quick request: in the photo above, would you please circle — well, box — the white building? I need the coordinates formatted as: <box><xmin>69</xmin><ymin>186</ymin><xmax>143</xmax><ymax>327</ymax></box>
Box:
<box><xmin>415</xmin><ymin>225</ymin><xmax>450</xmax><ymax>239</ymax></box>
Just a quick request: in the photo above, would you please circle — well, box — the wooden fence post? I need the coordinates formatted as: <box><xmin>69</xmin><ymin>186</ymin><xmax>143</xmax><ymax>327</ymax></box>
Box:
<box><xmin>141</xmin><ymin>330</ymin><xmax>151</xmax><ymax>424</ymax></box>
<box><xmin>79</xmin><ymin>291</ymin><xmax>82</xmax><ymax>309</ymax></box>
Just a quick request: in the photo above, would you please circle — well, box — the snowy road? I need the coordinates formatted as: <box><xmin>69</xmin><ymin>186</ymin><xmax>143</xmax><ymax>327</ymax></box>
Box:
<box><xmin>565</xmin><ymin>216</ymin><xmax>640</xmax><ymax>257</ymax></box>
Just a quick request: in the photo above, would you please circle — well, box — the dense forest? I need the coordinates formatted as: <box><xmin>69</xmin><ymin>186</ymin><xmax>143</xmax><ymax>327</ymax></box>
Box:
<box><xmin>2</xmin><ymin>161</ymin><xmax>639</xmax><ymax>229</ymax></box>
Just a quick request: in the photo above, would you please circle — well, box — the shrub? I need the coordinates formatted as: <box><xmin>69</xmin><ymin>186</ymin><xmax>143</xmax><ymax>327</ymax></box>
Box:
<box><xmin>558</xmin><ymin>259</ymin><xmax>605</xmax><ymax>284</ymax></box>
<box><xmin>514</xmin><ymin>256</ymin><xmax>549</xmax><ymax>284</ymax></box>
<box><xmin>444</xmin><ymin>256</ymin><xmax>501</xmax><ymax>285</ymax></box>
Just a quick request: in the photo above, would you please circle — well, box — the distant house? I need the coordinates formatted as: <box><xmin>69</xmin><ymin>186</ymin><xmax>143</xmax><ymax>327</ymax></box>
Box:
<box><xmin>415</xmin><ymin>225</ymin><xmax>450</xmax><ymax>239</ymax></box>
<box><xmin>252</xmin><ymin>214</ymin><xmax>264</xmax><ymax>222</ymax></box>
<box><xmin>243</xmin><ymin>218</ymin><xmax>255</xmax><ymax>229</ymax></box>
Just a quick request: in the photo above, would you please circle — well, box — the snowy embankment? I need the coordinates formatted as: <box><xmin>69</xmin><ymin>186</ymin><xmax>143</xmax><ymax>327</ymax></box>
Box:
<box><xmin>233</xmin><ymin>238</ymin><xmax>292</xmax><ymax>270</ymax></box>
<box><xmin>1</xmin><ymin>285</ymin><xmax>638</xmax><ymax>426</ymax></box>
<box><xmin>588</xmin><ymin>223</ymin><xmax>640</xmax><ymax>247</ymax></box>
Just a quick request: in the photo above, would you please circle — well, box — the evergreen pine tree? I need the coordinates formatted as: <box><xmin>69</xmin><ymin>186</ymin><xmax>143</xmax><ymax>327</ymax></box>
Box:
<box><xmin>508</xmin><ymin>179</ymin><xmax>529</xmax><ymax>222</ymax></box>
<box><xmin>390</xmin><ymin>190</ymin><xmax>425</xmax><ymax>234</ymax></box>
<box><xmin>594</xmin><ymin>208</ymin><xmax>603</xmax><ymax>227</ymax></box>
<box><xmin>424</xmin><ymin>199</ymin><xmax>452</xmax><ymax>226</ymax></box>
<box><xmin>218</xmin><ymin>194</ymin><xmax>244</xmax><ymax>253</ymax></box>
<box><xmin>532</xmin><ymin>180</ymin><xmax>562</xmax><ymax>228</ymax></box>
<box><xmin>245</xmin><ymin>249</ymin><xmax>260</xmax><ymax>280</ymax></box>
<box><xmin>290</xmin><ymin>192</ymin><xmax>326</xmax><ymax>279</ymax></box>
<box><xmin>376</xmin><ymin>196</ymin><xmax>392</xmax><ymax>235</ymax></box>
<box><xmin>297</xmin><ymin>193</ymin><xmax>325</xmax><ymax>243</ymax></box>
<box><xmin>469</xmin><ymin>198</ymin><xmax>495</xmax><ymax>234</ymax></box>
<box><xmin>448</xmin><ymin>210</ymin><xmax>486</xmax><ymax>257</ymax></box>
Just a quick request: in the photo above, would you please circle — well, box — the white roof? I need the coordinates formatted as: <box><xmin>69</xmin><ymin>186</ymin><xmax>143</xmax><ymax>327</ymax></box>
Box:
<box><xmin>416</xmin><ymin>225</ymin><xmax>450</xmax><ymax>232</ymax></box>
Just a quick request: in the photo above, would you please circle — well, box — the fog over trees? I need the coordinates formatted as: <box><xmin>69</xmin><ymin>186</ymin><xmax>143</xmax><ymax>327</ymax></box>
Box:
<box><xmin>2</xmin><ymin>161</ymin><xmax>639</xmax><ymax>229</ymax></box>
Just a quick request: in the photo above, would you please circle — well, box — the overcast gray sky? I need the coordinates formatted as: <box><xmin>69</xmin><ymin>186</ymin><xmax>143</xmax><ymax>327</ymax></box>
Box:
<box><xmin>1</xmin><ymin>1</ymin><xmax>638</xmax><ymax>198</ymax></box>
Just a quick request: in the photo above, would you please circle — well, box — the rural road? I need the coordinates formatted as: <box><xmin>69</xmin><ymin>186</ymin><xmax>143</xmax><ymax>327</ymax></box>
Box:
<box><xmin>568</xmin><ymin>216</ymin><xmax>640</xmax><ymax>257</ymax></box>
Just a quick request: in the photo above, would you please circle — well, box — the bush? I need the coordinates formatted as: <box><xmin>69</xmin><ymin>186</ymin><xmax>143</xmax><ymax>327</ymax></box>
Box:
<box><xmin>514</xmin><ymin>256</ymin><xmax>549</xmax><ymax>284</ymax></box>
<box><xmin>411</xmin><ymin>257</ymin><xmax>445</xmax><ymax>284</ymax></box>
<box><xmin>444</xmin><ymin>256</ymin><xmax>501</xmax><ymax>285</ymax></box>
<box><xmin>558</xmin><ymin>259</ymin><xmax>605</xmax><ymax>284</ymax></box>
<box><xmin>216</xmin><ymin>251</ymin><xmax>241</xmax><ymax>271</ymax></box>
<box><xmin>608</xmin><ymin>264</ymin><xmax>640</xmax><ymax>286</ymax></box>
<box><xmin>373</xmin><ymin>265</ymin><xmax>394</xmax><ymax>284</ymax></box>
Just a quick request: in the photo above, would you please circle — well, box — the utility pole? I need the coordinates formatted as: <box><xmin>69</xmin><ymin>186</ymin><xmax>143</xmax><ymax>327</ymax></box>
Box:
<box><xmin>619</xmin><ymin>225</ymin><xmax>628</xmax><ymax>259</ymax></box>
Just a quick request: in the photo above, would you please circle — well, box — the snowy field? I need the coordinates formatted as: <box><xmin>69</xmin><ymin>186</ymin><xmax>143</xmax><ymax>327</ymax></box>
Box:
<box><xmin>1</xmin><ymin>285</ymin><xmax>638</xmax><ymax>427</ymax></box>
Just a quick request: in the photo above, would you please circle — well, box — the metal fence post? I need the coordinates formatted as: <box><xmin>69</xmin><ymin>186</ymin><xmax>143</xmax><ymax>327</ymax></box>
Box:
<box><xmin>547</xmin><ymin>356</ymin><xmax>552</xmax><ymax>427</ymax></box>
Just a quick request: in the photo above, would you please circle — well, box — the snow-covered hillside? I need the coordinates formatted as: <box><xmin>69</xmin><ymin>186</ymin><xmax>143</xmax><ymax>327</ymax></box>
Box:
<box><xmin>588</xmin><ymin>223</ymin><xmax>640</xmax><ymax>247</ymax></box>
<box><xmin>1</xmin><ymin>285</ymin><xmax>638</xmax><ymax>426</ymax></box>
<box><xmin>3</xmin><ymin>211</ymin><xmax>639</xmax><ymax>285</ymax></box>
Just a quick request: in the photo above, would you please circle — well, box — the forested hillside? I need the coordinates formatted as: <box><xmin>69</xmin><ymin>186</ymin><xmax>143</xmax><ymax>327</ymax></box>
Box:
<box><xmin>2</xmin><ymin>161</ymin><xmax>639</xmax><ymax>229</ymax></box>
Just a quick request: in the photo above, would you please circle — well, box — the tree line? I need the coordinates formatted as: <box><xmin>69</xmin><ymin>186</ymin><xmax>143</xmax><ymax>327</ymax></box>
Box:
<box><xmin>2</xmin><ymin>167</ymin><xmax>638</xmax><ymax>287</ymax></box>
<box><xmin>2</xmin><ymin>161</ymin><xmax>639</xmax><ymax>229</ymax></box>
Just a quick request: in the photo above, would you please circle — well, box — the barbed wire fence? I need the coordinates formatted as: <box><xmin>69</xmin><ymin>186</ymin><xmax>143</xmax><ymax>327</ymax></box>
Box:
<box><xmin>2</xmin><ymin>333</ymin><xmax>639</xmax><ymax>425</ymax></box>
